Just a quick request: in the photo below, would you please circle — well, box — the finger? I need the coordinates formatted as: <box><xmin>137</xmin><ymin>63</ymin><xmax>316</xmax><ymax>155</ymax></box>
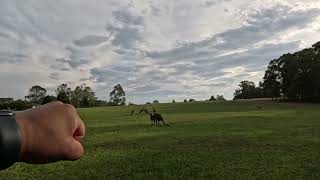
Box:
<box><xmin>73</xmin><ymin>116</ymin><xmax>86</xmax><ymax>142</ymax></box>
<box><xmin>65</xmin><ymin>138</ymin><xmax>84</xmax><ymax>161</ymax></box>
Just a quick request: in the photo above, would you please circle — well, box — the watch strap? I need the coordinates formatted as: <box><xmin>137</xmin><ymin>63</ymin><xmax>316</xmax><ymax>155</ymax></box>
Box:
<box><xmin>0</xmin><ymin>113</ymin><xmax>21</xmax><ymax>170</ymax></box>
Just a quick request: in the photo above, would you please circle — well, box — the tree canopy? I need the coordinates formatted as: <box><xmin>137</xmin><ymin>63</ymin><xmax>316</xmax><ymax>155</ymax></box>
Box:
<box><xmin>233</xmin><ymin>81</ymin><xmax>260</xmax><ymax>100</ymax></box>
<box><xmin>234</xmin><ymin>41</ymin><xmax>320</xmax><ymax>102</ymax></box>
<box><xmin>110</xmin><ymin>84</ymin><xmax>126</xmax><ymax>106</ymax></box>
<box><xmin>25</xmin><ymin>85</ymin><xmax>47</xmax><ymax>105</ymax></box>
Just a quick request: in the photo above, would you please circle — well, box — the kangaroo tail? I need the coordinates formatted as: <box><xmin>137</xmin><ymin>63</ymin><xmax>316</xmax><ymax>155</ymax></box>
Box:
<box><xmin>162</xmin><ymin>120</ymin><xmax>170</xmax><ymax>127</ymax></box>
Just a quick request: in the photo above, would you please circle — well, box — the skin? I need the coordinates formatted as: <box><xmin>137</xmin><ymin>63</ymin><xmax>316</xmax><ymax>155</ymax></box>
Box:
<box><xmin>15</xmin><ymin>101</ymin><xmax>85</xmax><ymax>164</ymax></box>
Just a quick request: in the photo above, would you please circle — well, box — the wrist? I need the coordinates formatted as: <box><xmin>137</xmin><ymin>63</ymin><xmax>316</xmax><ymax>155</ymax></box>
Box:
<box><xmin>15</xmin><ymin>113</ymin><xmax>29</xmax><ymax>162</ymax></box>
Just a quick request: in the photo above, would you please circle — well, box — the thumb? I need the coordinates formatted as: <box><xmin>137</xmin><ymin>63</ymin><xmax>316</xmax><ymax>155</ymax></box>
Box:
<box><xmin>65</xmin><ymin>138</ymin><xmax>84</xmax><ymax>161</ymax></box>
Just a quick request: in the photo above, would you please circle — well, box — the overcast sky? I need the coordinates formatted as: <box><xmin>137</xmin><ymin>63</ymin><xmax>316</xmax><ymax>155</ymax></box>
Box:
<box><xmin>0</xmin><ymin>0</ymin><xmax>320</xmax><ymax>103</ymax></box>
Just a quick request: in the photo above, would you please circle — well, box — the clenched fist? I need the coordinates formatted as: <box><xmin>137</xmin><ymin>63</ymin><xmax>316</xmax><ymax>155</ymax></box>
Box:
<box><xmin>15</xmin><ymin>101</ymin><xmax>85</xmax><ymax>164</ymax></box>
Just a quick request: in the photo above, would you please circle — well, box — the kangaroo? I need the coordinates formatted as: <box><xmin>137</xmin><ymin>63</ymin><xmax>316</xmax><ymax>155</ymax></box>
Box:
<box><xmin>150</xmin><ymin>113</ymin><xmax>169</xmax><ymax>126</ymax></box>
<box><xmin>142</xmin><ymin>108</ymin><xmax>169</xmax><ymax>126</ymax></box>
<box><xmin>131</xmin><ymin>109</ymin><xmax>135</xmax><ymax>116</ymax></box>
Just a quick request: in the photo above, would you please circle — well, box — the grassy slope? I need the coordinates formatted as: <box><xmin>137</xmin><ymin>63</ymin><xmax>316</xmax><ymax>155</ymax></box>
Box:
<box><xmin>1</xmin><ymin>101</ymin><xmax>320</xmax><ymax>180</ymax></box>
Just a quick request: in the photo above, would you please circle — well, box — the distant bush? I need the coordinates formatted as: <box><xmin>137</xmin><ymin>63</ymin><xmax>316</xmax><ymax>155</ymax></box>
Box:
<box><xmin>209</xmin><ymin>96</ymin><xmax>216</xmax><ymax>101</ymax></box>
<box><xmin>216</xmin><ymin>95</ymin><xmax>226</xmax><ymax>101</ymax></box>
<box><xmin>0</xmin><ymin>98</ymin><xmax>33</xmax><ymax>111</ymax></box>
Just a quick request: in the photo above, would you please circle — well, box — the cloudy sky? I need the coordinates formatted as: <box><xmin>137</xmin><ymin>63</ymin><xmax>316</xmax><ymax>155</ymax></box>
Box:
<box><xmin>0</xmin><ymin>0</ymin><xmax>320</xmax><ymax>103</ymax></box>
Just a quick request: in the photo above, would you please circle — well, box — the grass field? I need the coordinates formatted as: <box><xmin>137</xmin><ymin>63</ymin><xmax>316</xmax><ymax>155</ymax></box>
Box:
<box><xmin>1</xmin><ymin>101</ymin><xmax>320</xmax><ymax>179</ymax></box>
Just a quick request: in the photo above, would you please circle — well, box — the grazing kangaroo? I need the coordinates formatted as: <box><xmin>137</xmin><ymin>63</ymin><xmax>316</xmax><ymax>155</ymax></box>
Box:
<box><xmin>146</xmin><ymin>107</ymin><xmax>169</xmax><ymax>126</ymax></box>
<box><xmin>150</xmin><ymin>113</ymin><xmax>169</xmax><ymax>126</ymax></box>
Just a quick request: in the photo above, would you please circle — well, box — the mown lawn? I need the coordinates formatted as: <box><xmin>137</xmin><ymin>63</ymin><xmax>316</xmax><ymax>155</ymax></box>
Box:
<box><xmin>1</xmin><ymin>101</ymin><xmax>320</xmax><ymax>179</ymax></box>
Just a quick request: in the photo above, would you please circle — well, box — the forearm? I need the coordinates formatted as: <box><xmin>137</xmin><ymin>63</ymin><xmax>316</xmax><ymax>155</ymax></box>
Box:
<box><xmin>0</xmin><ymin>111</ymin><xmax>21</xmax><ymax>170</ymax></box>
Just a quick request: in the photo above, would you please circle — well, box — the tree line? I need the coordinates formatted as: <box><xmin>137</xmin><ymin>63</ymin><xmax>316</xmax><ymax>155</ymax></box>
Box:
<box><xmin>0</xmin><ymin>83</ymin><xmax>127</xmax><ymax>110</ymax></box>
<box><xmin>144</xmin><ymin>95</ymin><xmax>226</xmax><ymax>105</ymax></box>
<box><xmin>234</xmin><ymin>41</ymin><xmax>320</xmax><ymax>102</ymax></box>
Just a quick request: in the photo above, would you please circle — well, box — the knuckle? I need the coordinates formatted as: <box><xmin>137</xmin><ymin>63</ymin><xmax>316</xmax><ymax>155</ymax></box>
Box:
<box><xmin>64</xmin><ymin>104</ymin><xmax>76</xmax><ymax>114</ymax></box>
<box><xmin>47</xmin><ymin>101</ymin><xmax>63</xmax><ymax>106</ymax></box>
<box><xmin>54</xmin><ymin>101</ymin><xmax>63</xmax><ymax>105</ymax></box>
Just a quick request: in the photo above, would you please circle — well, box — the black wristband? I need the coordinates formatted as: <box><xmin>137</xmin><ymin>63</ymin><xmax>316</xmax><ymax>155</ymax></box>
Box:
<box><xmin>0</xmin><ymin>111</ymin><xmax>21</xmax><ymax>170</ymax></box>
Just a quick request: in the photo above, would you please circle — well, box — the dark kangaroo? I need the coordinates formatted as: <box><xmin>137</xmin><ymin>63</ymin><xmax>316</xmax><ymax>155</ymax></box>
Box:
<box><xmin>150</xmin><ymin>113</ymin><xmax>169</xmax><ymax>126</ymax></box>
<box><xmin>146</xmin><ymin>107</ymin><xmax>169</xmax><ymax>126</ymax></box>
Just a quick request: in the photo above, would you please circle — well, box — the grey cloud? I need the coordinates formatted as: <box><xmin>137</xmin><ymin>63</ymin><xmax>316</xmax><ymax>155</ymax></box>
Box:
<box><xmin>49</xmin><ymin>73</ymin><xmax>61</xmax><ymax>80</ymax></box>
<box><xmin>106</xmin><ymin>9</ymin><xmax>144</xmax><ymax>49</ymax></box>
<box><xmin>203</xmin><ymin>0</ymin><xmax>232</xmax><ymax>7</ymax></box>
<box><xmin>74</xmin><ymin>35</ymin><xmax>109</xmax><ymax>47</ymax></box>
<box><xmin>112</xmin><ymin>10</ymin><xmax>143</xmax><ymax>26</ymax></box>
<box><xmin>80</xmin><ymin>76</ymin><xmax>95</xmax><ymax>82</ymax></box>
<box><xmin>149</xmin><ymin>5</ymin><xmax>161</xmax><ymax>16</ymax></box>
<box><xmin>205</xmin><ymin>1</ymin><xmax>217</xmax><ymax>6</ymax></box>
<box><xmin>61</xmin><ymin>67</ymin><xmax>71</xmax><ymax>71</ymax></box>
<box><xmin>0</xmin><ymin>32</ymin><xmax>11</xmax><ymax>40</ymax></box>
<box><xmin>90</xmin><ymin>68</ymin><xmax>127</xmax><ymax>83</ymax></box>
<box><xmin>199</xmin><ymin>82</ymin><xmax>227</xmax><ymax>87</ymax></box>
<box><xmin>0</xmin><ymin>52</ymin><xmax>28</xmax><ymax>64</ymax></box>
<box><xmin>107</xmin><ymin>25</ymin><xmax>142</xmax><ymax>49</ymax></box>
<box><xmin>194</xmin><ymin>41</ymin><xmax>300</xmax><ymax>66</ymax></box>
<box><xmin>131</xmin><ymin>84</ymin><xmax>160</xmax><ymax>92</ymax></box>
<box><xmin>56</xmin><ymin>58</ymin><xmax>88</xmax><ymax>68</ymax></box>
<box><xmin>56</xmin><ymin>46</ymin><xmax>90</xmax><ymax>68</ymax></box>
<box><xmin>90</xmin><ymin>41</ymin><xmax>299</xmax><ymax>102</ymax></box>
<box><xmin>146</xmin><ymin>5</ymin><xmax>320</xmax><ymax>63</ymax></box>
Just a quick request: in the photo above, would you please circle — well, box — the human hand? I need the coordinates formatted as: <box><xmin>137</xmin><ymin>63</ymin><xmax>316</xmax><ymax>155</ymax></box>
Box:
<box><xmin>15</xmin><ymin>101</ymin><xmax>85</xmax><ymax>164</ymax></box>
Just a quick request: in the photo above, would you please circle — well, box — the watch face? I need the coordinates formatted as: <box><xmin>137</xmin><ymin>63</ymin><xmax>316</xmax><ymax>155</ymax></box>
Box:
<box><xmin>0</xmin><ymin>111</ymin><xmax>14</xmax><ymax>116</ymax></box>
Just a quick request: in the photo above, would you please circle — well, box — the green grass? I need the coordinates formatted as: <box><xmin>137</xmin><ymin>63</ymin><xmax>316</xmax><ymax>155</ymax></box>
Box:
<box><xmin>1</xmin><ymin>101</ymin><xmax>320</xmax><ymax>179</ymax></box>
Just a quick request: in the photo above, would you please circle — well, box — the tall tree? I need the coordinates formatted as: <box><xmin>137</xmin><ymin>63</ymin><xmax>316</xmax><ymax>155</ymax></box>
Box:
<box><xmin>56</xmin><ymin>84</ymin><xmax>72</xmax><ymax>103</ymax></box>
<box><xmin>71</xmin><ymin>85</ymin><xmax>83</xmax><ymax>108</ymax></box>
<box><xmin>260</xmin><ymin>41</ymin><xmax>320</xmax><ymax>102</ymax></box>
<box><xmin>109</xmin><ymin>84</ymin><xmax>126</xmax><ymax>106</ymax></box>
<box><xmin>262</xmin><ymin>59</ymin><xmax>281</xmax><ymax>99</ymax></box>
<box><xmin>233</xmin><ymin>81</ymin><xmax>258</xmax><ymax>100</ymax></box>
<box><xmin>25</xmin><ymin>85</ymin><xmax>47</xmax><ymax>105</ymax></box>
<box><xmin>82</xmin><ymin>86</ymin><xmax>97</xmax><ymax>107</ymax></box>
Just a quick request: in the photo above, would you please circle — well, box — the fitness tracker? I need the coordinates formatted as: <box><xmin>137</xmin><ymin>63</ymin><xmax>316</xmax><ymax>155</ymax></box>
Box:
<box><xmin>0</xmin><ymin>111</ymin><xmax>21</xmax><ymax>170</ymax></box>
